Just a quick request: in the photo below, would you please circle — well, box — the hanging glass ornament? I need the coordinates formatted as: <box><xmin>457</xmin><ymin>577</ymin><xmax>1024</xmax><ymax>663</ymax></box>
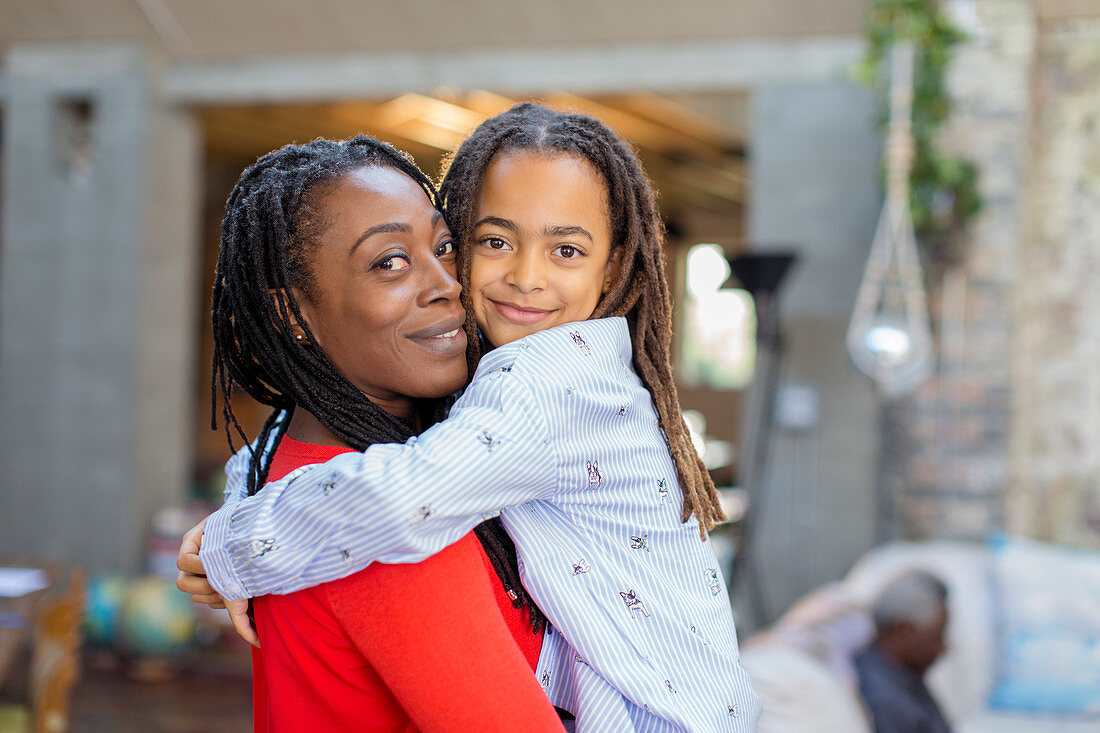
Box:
<box><xmin>847</xmin><ymin>41</ymin><xmax>935</xmax><ymax>397</ymax></box>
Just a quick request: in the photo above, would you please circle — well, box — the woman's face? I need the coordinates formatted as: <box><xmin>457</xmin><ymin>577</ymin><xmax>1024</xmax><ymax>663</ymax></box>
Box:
<box><xmin>468</xmin><ymin>150</ymin><xmax>619</xmax><ymax>348</ymax></box>
<box><xmin>292</xmin><ymin>165</ymin><xmax>468</xmax><ymax>421</ymax></box>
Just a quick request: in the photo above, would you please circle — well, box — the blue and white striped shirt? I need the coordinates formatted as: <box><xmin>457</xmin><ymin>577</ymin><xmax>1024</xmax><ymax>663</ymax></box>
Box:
<box><xmin>201</xmin><ymin>317</ymin><xmax>761</xmax><ymax>732</ymax></box>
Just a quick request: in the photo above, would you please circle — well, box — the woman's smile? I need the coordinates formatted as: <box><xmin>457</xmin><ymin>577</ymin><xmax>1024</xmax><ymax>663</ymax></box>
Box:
<box><xmin>407</xmin><ymin>315</ymin><xmax>469</xmax><ymax>356</ymax></box>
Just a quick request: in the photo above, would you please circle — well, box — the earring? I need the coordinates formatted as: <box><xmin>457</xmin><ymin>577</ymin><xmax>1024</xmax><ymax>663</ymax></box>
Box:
<box><xmin>293</xmin><ymin>331</ymin><xmax>305</xmax><ymax>343</ymax></box>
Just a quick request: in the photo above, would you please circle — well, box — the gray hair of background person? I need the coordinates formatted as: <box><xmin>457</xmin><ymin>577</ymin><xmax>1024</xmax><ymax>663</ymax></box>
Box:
<box><xmin>872</xmin><ymin>571</ymin><xmax>949</xmax><ymax>631</ymax></box>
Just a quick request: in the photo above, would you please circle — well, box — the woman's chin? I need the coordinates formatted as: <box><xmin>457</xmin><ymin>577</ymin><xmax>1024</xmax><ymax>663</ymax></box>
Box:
<box><xmin>412</xmin><ymin>365</ymin><xmax>469</xmax><ymax>400</ymax></box>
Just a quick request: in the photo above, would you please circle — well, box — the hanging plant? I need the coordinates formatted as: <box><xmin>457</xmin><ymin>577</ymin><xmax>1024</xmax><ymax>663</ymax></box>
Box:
<box><xmin>855</xmin><ymin>0</ymin><xmax>982</xmax><ymax>265</ymax></box>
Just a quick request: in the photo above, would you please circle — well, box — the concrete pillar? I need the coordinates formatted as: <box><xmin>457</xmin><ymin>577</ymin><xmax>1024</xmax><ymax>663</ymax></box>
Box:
<box><xmin>738</xmin><ymin>81</ymin><xmax>882</xmax><ymax>625</ymax></box>
<box><xmin>0</xmin><ymin>45</ymin><xmax>201</xmax><ymax>573</ymax></box>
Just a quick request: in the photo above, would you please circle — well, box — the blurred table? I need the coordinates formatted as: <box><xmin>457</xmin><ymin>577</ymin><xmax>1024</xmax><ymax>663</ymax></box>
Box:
<box><xmin>0</xmin><ymin>566</ymin><xmax>51</xmax><ymax>688</ymax></box>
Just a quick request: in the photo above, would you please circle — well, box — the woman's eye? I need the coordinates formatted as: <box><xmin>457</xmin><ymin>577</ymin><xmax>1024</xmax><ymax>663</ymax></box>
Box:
<box><xmin>375</xmin><ymin>254</ymin><xmax>411</xmax><ymax>271</ymax></box>
<box><xmin>555</xmin><ymin>244</ymin><xmax>580</xmax><ymax>259</ymax></box>
<box><xmin>435</xmin><ymin>239</ymin><xmax>456</xmax><ymax>258</ymax></box>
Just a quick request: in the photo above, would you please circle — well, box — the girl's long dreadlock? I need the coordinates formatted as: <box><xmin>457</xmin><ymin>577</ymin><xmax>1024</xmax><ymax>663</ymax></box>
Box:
<box><xmin>211</xmin><ymin>135</ymin><xmax>546</xmax><ymax>632</ymax></box>
<box><xmin>440</xmin><ymin>102</ymin><xmax>726</xmax><ymax>540</ymax></box>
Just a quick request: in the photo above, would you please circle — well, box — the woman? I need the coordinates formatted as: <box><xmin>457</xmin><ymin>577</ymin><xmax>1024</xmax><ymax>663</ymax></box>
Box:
<box><xmin>185</xmin><ymin>135</ymin><xmax>563</xmax><ymax>732</ymax></box>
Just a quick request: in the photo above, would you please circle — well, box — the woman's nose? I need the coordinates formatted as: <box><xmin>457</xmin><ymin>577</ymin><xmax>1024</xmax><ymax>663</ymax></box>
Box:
<box><xmin>423</xmin><ymin>254</ymin><xmax>462</xmax><ymax>303</ymax></box>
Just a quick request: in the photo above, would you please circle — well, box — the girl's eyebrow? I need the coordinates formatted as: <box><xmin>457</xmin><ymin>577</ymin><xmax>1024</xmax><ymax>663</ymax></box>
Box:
<box><xmin>545</xmin><ymin>224</ymin><xmax>593</xmax><ymax>241</ymax></box>
<box><xmin>473</xmin><ymin>215</ymin><xmax>518</xmax><ymax>232</ymax></box>
<box><xmin>474</xmin><ymin>216</ymin><xmax>593</xmax><ymax>242</ymax></box>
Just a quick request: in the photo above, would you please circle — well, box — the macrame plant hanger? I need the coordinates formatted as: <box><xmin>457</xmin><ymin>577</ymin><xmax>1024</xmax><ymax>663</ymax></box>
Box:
<box><xmin>846</xmin><ymin>41</ymin><xmax>935</xmax><ymax>397</ymax></box>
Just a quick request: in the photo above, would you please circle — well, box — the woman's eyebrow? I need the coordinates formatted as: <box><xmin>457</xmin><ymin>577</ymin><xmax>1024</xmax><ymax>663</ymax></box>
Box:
<box><xmin>352</xmin><ymin>222</ymin><xmax>412</xmax><ymax>252</ymax></box>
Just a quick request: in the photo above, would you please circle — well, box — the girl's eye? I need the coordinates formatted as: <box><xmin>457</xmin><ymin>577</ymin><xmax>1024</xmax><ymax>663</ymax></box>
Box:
<box><xmin>555</xmin><ymin>244</ymin><xmax>581</xmax><ymax>259</ymax></box>
<box><xmin>482</xmin><ymin>237</ymin><xmax>511</xmax><ymax>251</ymax></box>
<box><xmin>375</xmin><ymin>254</ymin><xmax>411</xmax><ymax>271</ymax></box>
<box><xmin>435</xmin><ymin>239</ymin><xmax>456</xmax><ymax>258</ymax></box>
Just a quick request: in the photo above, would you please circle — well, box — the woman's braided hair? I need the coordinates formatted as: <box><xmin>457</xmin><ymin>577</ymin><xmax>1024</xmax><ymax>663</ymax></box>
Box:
<box><xmin>440</xmin><ymin>102</ymin><xmax>726</xmax><ymax>540</ymax></box>
<box><xmin>212</xmin><ymin>135</ymin><xmax>544</xmax><ymax>630</ymax></box>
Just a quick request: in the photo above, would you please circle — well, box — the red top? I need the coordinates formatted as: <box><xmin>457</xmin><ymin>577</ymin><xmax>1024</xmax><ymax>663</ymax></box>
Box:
<box><xmin>251</xmin><ymin>436</ymin><xmax>559</xmax><ymax>733</ymax></box>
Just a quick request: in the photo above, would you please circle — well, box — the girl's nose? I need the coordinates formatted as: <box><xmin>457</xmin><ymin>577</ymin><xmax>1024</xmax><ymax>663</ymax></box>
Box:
<box><xmin>506</xmin><ymin>250</ymin><xmax>545</xmax><ymax>293</ymax></box>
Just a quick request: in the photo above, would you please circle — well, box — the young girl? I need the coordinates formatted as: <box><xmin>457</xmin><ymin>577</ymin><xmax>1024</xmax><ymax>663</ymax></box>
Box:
<box><xmin>199</xmin><ymin>104</ymin><xmax>762</xmax><ymax>731</ymax></box>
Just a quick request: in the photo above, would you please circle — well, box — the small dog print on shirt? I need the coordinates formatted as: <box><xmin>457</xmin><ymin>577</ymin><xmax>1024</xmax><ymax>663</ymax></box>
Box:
<box><xmin>705</xmin><ymin>568</ymin><xmax>722</xmax><ymax>596</ymax></box>
<box><xmin>657</xmin><ymin>478</ymin><xmax>670</xmax><ymax>504</ymax></box>
<box><xmin>586</xmin><ymin>460</ymin><xmax>602</xmax><ymax>488</ymax></box>
<box><xmin>620</xmin><ymin>589</ymin><xmax>650</xmax><ymax>618</ymax></box>
<box><xmin>408</xmin><ymin>503</ymin><xmax>433</xmax><ymax>524</ymax></box>
<box><xmin>249</xmin><ymin>538</ymin><xmax>278</xmax><ymax>557</ymax></box>
<box><xmin>569</xmin><ymin>331</ymin><xmax>591</xmax><ymax>357</ymax></box>
<box><xmin>478</xmin><ymin>430</ymin><xmax>502</xmax><ymax>453</ymax></box>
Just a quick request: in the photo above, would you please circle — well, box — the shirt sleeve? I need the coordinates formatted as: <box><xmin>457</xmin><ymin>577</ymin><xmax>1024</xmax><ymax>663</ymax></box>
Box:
<box><xmin>200</xmin><ymin>369</ymin><xmax>559</xmax><ymax>600</ymax></box>
<box><xmin>222</xmin><ymin>444</ymin><xmax>251</xmax><ymax>504</ymax></box>
<box><xmin>325</xmin><ymin>537</ymin><xmax>565</xmax><ymax>732</ymax></box>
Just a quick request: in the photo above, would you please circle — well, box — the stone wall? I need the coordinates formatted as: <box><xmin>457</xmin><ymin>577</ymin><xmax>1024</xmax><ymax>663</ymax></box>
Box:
<box><xmin>881</xmin><ymin>0</ymin><xmax>1033</xmax><ymax>541</ymax></box>
<box><xmin>1011</xmin><ymin>12</ymin><xmax>1100</xmax><ymax>548</ymax></box>
<box><xmin>882</xmin><ymin>1</ymin><xmax>1100</xmax><ymax>549</ymax></box>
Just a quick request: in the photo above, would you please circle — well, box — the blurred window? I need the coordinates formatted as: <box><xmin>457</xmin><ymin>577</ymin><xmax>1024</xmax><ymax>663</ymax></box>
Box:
<box><xmin>679</xmin><ymin>244</ymin><xmax>755</xmax><ymax>389</ymax></box>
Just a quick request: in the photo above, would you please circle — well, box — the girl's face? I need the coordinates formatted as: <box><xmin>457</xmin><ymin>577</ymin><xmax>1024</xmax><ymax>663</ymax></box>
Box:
<box><xmin>292</xmin><ymin>166</ymin><xmax>468</xmax><ymax>421</ymax></box>
<box><xmin>469</xmin><ymin>151</ymin><xmax>621</xmax><ymax>348</ymax></box>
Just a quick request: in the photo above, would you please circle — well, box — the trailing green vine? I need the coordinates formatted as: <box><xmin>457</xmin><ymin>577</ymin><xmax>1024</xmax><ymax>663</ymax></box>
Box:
<box><xmin>856</xmin><ymin>0</ymin><xmax>982</xmax><ymax>264</ymax></box>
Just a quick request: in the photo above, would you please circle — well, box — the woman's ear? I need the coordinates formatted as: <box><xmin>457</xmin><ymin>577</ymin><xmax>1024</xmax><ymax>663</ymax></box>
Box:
<box><xmin>269</xmin><ymin>288</ymin><xmax>309</xmax><ymax>345</ymax></box>
<box><xmin>602</xmin><ymin>248</ymin><xmax>625</xmax><ymax>295</ymax></box>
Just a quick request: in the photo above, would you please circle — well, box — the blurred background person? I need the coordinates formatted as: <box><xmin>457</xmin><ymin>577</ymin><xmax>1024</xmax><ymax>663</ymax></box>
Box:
<box><xmin>855</xmin><ymin>571</ymin><xmax>951</xmax><ymax>733</ymax></box>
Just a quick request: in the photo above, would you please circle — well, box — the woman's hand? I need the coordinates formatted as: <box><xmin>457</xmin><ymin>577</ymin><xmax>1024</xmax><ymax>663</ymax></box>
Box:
<box><xmin>176</xmin><ymin>516</ymin><xmax>260</xmax><ymax>648</ymax></box>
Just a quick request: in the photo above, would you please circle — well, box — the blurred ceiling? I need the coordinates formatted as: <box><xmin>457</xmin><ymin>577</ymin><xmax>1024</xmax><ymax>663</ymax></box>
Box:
<box><xmin>1</xmin><ymin>0</ymin><xmax>869</xmax><ymax>60</ymax></box>
<box><xmin>200</xmin><ymin>90</ymin><xmax>750</xmax><ymax>217</ymax></box>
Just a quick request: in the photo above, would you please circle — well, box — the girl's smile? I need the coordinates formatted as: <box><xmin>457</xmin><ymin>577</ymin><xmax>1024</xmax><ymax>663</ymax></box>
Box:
<box><xmin>488</xmin><ymin>299</ymin><xmax>555</xmax><ymax>326</ymax></box>
<box><xmin>469</xmin><ymin>151</ymin><xmax>621</xmax><ymax>348</ymax></box>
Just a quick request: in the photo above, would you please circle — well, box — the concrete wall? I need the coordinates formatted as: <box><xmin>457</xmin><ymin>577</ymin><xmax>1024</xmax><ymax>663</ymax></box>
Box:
<box><xmin>0</xmin><ymin>45</ymin><xmax>200</xmax><ymax>572</ymax></box>
<box><xmin>739</xmin><ymin>81</ymin><xmax>882</xmax><ymax>625</ymax></box>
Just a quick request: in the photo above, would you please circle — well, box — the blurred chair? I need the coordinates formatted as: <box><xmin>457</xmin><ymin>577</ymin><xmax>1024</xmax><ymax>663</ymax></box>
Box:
<box><xmin>30</xmin><ymin>570</ymin><xmax>84</xmax><ymax>733</ymax></box>
<box><xmin>0</xmin><ymin>570</ymin><xmax>84</xmax><ymax>733</ymax></box>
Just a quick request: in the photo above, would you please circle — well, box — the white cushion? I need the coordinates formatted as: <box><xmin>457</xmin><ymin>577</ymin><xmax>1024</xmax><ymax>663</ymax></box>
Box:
<box><xmin>741</xmin><ymin>644</ymin><xmax>872</xmax><ymax>733</ymax></box>
<box><xmin>959</xmin><ymin>711</ymin><xmax>1100</xmax><ymax>733</ymax></box>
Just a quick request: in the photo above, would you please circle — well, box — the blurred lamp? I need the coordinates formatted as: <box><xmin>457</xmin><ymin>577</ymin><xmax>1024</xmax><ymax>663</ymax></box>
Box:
<box><xmin>846</xmin><ymin>41</ymin><xmax>934</xmax><ymax>397</ymax></box>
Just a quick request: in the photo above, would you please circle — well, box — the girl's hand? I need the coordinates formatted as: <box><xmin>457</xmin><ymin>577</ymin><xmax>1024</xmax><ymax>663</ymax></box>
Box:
<box><xmin>176</xmin><ymin>516</ymin><xmax>260</xmax><ymax>648</ymax></box>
